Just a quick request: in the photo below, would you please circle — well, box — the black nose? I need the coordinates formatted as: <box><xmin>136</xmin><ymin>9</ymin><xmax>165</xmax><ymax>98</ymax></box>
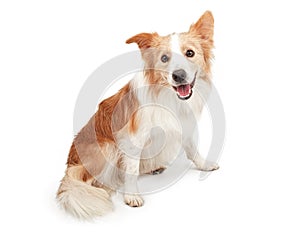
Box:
<box><xmin>172</xmin><ymin>69</ymin><xmax>187</xmax><ymax>83</ymax></box>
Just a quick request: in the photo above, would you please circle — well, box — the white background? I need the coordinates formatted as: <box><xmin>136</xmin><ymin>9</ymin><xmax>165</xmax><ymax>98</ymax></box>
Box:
<box><xmin>1</xmin><ymin>0</ymin><xmax>300</xmax><ymax>240</ymax></box>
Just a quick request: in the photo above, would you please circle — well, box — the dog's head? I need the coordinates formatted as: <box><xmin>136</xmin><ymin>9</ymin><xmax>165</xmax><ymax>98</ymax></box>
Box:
<box><xmin>126</xmin><ymin>11</ymin><xmax>214</xmax><ymax>100</ymax></box>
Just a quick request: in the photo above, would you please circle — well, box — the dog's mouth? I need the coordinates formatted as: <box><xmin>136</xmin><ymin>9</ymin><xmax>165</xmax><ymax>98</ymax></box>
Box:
<box><xmin>172</xmin><ymin>73</ymin><xmax>197</xmax><ymax>100</ymax></box>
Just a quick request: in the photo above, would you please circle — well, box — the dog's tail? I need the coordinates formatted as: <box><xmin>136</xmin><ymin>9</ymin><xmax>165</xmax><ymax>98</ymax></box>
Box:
<box><xmin>56</xmin><ymin>165</ymin><xmax>113</xmax><ymax>219</ymax></box>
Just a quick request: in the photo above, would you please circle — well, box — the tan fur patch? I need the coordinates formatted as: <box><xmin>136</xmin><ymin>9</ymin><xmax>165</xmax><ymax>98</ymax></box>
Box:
<box><xmin>67</xmin><ymin>83</ymin><xmax>139</xmax><ymax>180</ymax></box>
<box><xmin>188</xmin><ymin>11</ymin><xmax>214</xmax><ymax>77</ymax></box>
<box><xmin>178</xmin><ymin>32</ymin><xmax>213</xmax><ymax>77</ymax></box>
<box><xmin>127</xmin><ymin>33</ymin><xmax>171</xmax><ymax>90</ymax></box>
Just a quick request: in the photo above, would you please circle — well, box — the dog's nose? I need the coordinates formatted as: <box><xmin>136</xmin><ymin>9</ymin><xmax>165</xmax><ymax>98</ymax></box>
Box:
<box><xmin>172</xmin><ymin>69</ymin><xmax>187</xmax><ymax>83</ymax></box>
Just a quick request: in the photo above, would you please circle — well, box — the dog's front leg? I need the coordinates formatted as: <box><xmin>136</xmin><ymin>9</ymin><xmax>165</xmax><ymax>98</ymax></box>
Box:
<box><xmin>119</xmin><ymin>133</ymin><xmax>145</xmax><ymax>207</ymax></box>
<box><xmin>123</xmin><ymin>155</ymin><xmax>144</xmax><ymax>207</ymax></box>
<box><xmin>183</xmin><ymin>139</ymin><xmax>219</xmax><ymax>171</ymax></box>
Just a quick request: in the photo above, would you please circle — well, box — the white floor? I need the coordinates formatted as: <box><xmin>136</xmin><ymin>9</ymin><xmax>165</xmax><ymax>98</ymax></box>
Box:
<box><xmin>1</xmin><ymin>0</ymin><xmax>300</xmax><ymax>240</ymax></box>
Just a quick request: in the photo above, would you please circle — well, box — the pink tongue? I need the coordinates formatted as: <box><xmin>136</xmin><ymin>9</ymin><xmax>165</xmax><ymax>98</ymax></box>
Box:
<box><xmin>177</xmin><ymin>85</ymin><xmax>191</xmax><ymax>97</ymax></box>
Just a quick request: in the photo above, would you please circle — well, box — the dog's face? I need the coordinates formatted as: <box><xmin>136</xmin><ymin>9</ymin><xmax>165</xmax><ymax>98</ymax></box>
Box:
<box><xmin>126</xmin><ymin>11</ymin><xmax>214</xmax><ymax>100</ymax></box>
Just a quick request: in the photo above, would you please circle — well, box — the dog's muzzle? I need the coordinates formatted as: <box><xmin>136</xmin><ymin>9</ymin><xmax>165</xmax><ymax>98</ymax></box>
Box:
<box><xmin>172</xmin><ymin>71</ymin><xmax>197</xmax><ymax>100</ymax></box>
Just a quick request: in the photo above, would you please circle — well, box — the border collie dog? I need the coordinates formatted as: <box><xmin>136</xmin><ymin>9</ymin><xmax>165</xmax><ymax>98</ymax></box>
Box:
<box><xmin>57</xmin><ymin>11</ymin><xmax>218</xmax><ymax>219</ymax></box>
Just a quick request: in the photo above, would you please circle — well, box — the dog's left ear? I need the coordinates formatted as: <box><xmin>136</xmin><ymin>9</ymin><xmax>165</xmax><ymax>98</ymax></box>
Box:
<box><xmin>189</xmin><ymin>11</ymin><xmax>214</xmax><ymax>41</ymax></box>
<box><xmin>126</xmin><ymin>32</ymin><xmax>159</xmax><ymax>49</ymax></box>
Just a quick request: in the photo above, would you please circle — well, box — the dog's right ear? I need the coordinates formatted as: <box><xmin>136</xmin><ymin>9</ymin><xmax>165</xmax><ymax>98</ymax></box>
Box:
<box><xmin>126</xmin><ymin>32</ymin><xmax>159</xmax><ymax>50</ymax></box>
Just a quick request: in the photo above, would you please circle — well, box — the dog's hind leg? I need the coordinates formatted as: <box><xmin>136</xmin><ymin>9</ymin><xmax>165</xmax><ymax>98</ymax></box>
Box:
<box><xmin>148</xmin><ymin>167</ymin><xmax>166</xmax><ymax>175</ymax></box>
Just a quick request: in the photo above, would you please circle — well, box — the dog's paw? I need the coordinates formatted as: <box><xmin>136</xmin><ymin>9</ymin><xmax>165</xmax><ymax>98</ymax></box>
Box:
<box><xmin>198</xmin><ymin>162</ymin><xmax>219</xmax><ymax>172</ymax></box>
<box><xmin>149</xmin><ymin>167</ymin><xmax>166</xmax><ymax>175</ymax></box>
<box><xmin>124</xmin><ymin>194</ymin><xmax>144</xmax><ymax>208</ymax></box>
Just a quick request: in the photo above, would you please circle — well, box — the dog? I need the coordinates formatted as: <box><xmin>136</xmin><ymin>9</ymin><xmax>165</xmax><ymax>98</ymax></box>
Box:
<box><xmin>57</xmin><ymin>11</ymin><xmax>218</xmax><ymax>219</ymax></box>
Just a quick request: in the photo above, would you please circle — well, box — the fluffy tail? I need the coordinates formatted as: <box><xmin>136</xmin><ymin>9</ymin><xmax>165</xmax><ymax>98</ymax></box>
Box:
<box><xmin>56</xmin><ymin>165</ymin><xmax>113</xmax><ymax>219</ymax></box>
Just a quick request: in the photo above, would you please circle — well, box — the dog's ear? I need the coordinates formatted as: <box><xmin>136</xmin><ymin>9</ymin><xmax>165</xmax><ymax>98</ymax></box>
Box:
<box><xmin>126</xmin><ymin>32</ymin><xmax>159</xmax><ymax>49</ymax></box>
<box><xmin>189</xmin><ymin>11</ymin><xmax>214</xmax><ymax>41</ymax></box>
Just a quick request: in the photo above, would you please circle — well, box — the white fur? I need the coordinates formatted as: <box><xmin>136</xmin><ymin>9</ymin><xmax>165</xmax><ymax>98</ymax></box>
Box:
<box><xmin>57</xmin><ymin>166</ymin><xmax>113</xmax><ymax>219</ymax></box>
<box><xmin>117</xmin><ymin>68</ymin><xmax>215</xmax><ymax>204</ymax></box>
<box><xmin>170</xmin><ymin>33</ymin><xmax>182</xmax><ymax>54</ymax></box>
<box><xmin>168</xmin><ymin>33</ymin><xmax>199</xmax><ymax>85</ymax></box>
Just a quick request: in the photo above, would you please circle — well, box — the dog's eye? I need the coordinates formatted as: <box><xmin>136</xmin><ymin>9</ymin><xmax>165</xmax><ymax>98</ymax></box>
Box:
<box><xmin>161</xmin><ymin>54</ymin><xmax>169</xmax><ymax>63</ymax></box>
<box><xmin>186</xmin><ymin>49</ymin><xmax>195</xmax><ymax>58</ymax></box>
